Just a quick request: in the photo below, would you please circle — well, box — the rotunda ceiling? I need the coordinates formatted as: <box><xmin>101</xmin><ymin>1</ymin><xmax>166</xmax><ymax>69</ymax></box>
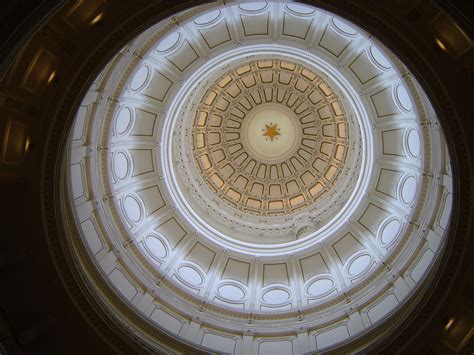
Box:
<box><xmin>191</xmin><ymin>58</ymin><xmax>350</xmax><ymax>217</ymax></box>
<box><xmin>63</xmin><ymin>1</ymin><xmax>453</xmax><ymax>353</ymax></box>
<box><xmin>169</xmin><ymin>53</ymin><xmax>366</xmax><ymax>246</ymax></box>
<box><xmin>189</xmin><ymin>59</ymin><xmax>351</xmax><ymax>219</ymax></box>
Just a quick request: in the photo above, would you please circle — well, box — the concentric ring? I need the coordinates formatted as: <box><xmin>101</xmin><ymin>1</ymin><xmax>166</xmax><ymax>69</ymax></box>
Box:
<box><xmin>163</xmin><ymin>47</ymin><xmax>371</xmax><ymax>250</ymax></box>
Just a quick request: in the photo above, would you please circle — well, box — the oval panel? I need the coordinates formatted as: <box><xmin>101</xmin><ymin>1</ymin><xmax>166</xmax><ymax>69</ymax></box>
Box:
<box><xmin>115</xmin><ymin>107</ymin><xmax>132</xmax><ymax>134</ymax></box>
<box><xmin>114</xmin><ymin>152</ymin><xmax>129</xmax><ymax>180</ymax></box>
<box><xmin>218</xmin><ymin>284</ymin><xmax>245</xmax><ymax>300</ymax></box>
<box><xmin>157</xmin><ymin>32</ymin><xmax>180</xmax><ymax>52</ymax></box>
<box><xmin>262</xmin><ymin>289</ymin><xmax>290</xmax><ymax>304</ymax></box>
<box><xmin>130</xmin><ymin>66</ymin><xmax>149</xmax><ymax>91</ymax></box>
<box><xmin>178</xmin><ymin>265</ymin><xmax>203</xmax><ymax>286</ymax></box>
<box><xmin>370</xmin><ymin>45</ymin><xmax>391</xmax><ymax>69</ymax></box>
<box><xmin>239</xmin><ymin>2</ymin><xmax>268</xmax><ymax>12</ymax></box>
<box><xmin>381</xmin><ymin>219</ymin><xmax>401</xmax><ymax>245</ymax></box>
<box><xmin>307</xmin><ymin>278</ymin><xmax>334</xmax><ymax>297</ymax></box>
<box><xmin>194</xmin><ymin>10</ymin><xmax>221</xmax><ymax>25</ymax></box>
<box><xmin>407</xmin><ymin>129</ymin><xmax>421</xmax><ymax>158</ymax></box>
<box><xmin>286</xmin><ymin>3</ymin><xmax>315</xmax><ymax>14</ymax></box>
<box><xmin>123</xmin><ymin>196</ymin><xmax>142</xmax><ymax>222</ymax></box>
<box><xmin>145</xmin><ymin>235</ymin><xmax>167</xmax><ymax>259</ymax></box>
<box><xmin>332</xmin><ymin>18</ymin><xmax>357</xmax><ymax>35</ymax></box>
<box><xmin>348</xmin><ymin>254</ymin><xmax>371</xmax><ymax>276</ymax></box>
<box><xmin>401</xmin><ymin>176</ymin><xmax>417</xmax><ymax>204</ymax></box>
<box><xmin>396</xmin><ymin>84</ymin><xmax>412</xmax><ymax>111</ymax></box>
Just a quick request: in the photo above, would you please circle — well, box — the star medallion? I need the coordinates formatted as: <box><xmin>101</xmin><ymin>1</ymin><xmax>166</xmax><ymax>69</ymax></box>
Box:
<box><xmin>262</xmin><ymin>123</ymin><xmax>281</xmax><ymax>142</ymax></box>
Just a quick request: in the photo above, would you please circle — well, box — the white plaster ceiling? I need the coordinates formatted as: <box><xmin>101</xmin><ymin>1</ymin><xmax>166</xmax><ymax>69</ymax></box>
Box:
<box><xmin>66</xmin><ymin>1</ymin><xmax>453</xmax><ymax>353</ymax></box>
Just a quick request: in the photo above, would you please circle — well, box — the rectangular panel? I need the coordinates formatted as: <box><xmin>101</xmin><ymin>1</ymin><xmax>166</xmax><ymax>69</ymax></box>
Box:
<box><xmin>263</xmin><ymin>263</ymin><xmax>289</xmax><ymax>286</ymax></box>
<box><xmin>410</xmin><ymin>248</ymin><xmax>435</xmax><ymax>283</ymax></box>
<box><xmin>155</xmin><ymin>218</ymin><xmax>187</xmax><ymax>249</ymax></box>
<box><xmin>131</xmin><ymin>108</ymin><xmax>157</xmax><ymax>136</ymax></box>
<box><xmin>2</xmin><ymin>120</ymin><xmax>26</xmax><ymax>164</ymax></box>
<box><xmin>142</xmin><ymin>70</ymin><xmax>173</xmax><ymax>102</ymax></box>
<box><xmin>70</xmin><ymin>163</ymin><xmax>85</xmax><ymax>199</ymax></box>
<box><xmin>136</xmin><ymin>185</ymin><xmax>165</xmax><ymax>216</ymax></box>
<box><xmin>358</xmin><ymin>203</ymin><xmax>390</xmax><ymax>236</ymax></box>
<box><xmin>130</xmin><ymin>149</ymin><xmax>154</xmax><ymax>176</ymax></box>
<box><xmin>80</xmin><ymin>218</ymin><xmax>104</xmax><ymax>255</ymax></box>
<box><xmin>240</xmin><ymin>13</ymin><xmax>269</xmax><ymax>36</ymax></box>
<box><xmin>222</xmin><ymin>258</ymin><xmax>250</xmax><ymax>285</ymax></box>
<box><xmin>199</xmin><ymin>20</ymin><xmax>232</xmax><ymax>48</ymax></box>
<box><xmin>348</xmin><ymin>52</ymin><xmax>383</xmax><ymax>84</ymax></box>
<box><xmin>318</xmin><ymin>26</ymin><xmax>351</xmax><ymax>57</ymax></box>
<box><xmin>381</xmin><ymin>129</ymin><xmax>406</xmax><ymax>156</ymax></box>
<box><xmin>21</xmin><ymin>48</ymin><xmax>56</xmax><ymax>93</ymax></box>
<box><xmin>108</xmin><ymin>268</ymin><xmax>138</xmax><ymax>301</ymax></box>
<box><xmin>150</xmin><ymin>308</ymin><xmax>183</xmax><ymax>335</ymax></box>
<box><xmin>315</xmin><ymin>324</ymin><xmax>350</xmax><ymax>349</ymax></box>
<box><xmin>72</xmin><ymin>106</ymin><xmax>89</xmax><ymax>141</ymax></box>
<box><xmin>258</xmin><ymin>340</ymin><xmax>293</xmax><ymax>355</ymax></box>
<box><xmin>166</xmin><ymin>40</ymin><xmax>199</xmax><ymax>72</ymax></box>
<box><xmin>299</xmin><ymin>253</ymin><xmax>329</xmax><ymax>281</ymax></box>
<box><xmin>370</xmin><ymin>87</ymin><xmax>400</xmax><ymax>118</ymax></box>
<box><xmin>282</xmin><ymin>13</ymin><xmax>313</xmax><ymax>39</ymax></box>
<box><xmin>201</xmin><ymin>332</ymin><xmax>237</xmax><ymax>354</ymax></box>
<box><xmin>376</xmin><ymin>168</ymin><xmax>403</xmax><ymax>198</ymax></box>
<box><xmin>438</xmin><ymin>192</ymin><xmax>452</xmax><ymax>230</ymax></box>
<box><xmin>64</xmin><ymin>0</ymin><xmax>105</xmax><ymax>30</ymax></box>
<box><xmin>332</xmin><ymin>233</ymin><xmax>364</xmax><ymax>264</ymax></box>
<box><xmin>367</xmin><ymin>293</ymin><xmax>399</xmax><ymax>324</ymax></box>
<box><xmin>186</xmin><ymin>242</ymin><xmax>216</xmax><ymax>272</ymax></box>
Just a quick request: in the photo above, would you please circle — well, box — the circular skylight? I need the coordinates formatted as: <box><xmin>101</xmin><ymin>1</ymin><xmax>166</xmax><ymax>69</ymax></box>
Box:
<box><xmin>64</xmin><ymin>2</ymin><xmax>452</xmax><ymax>353</ymax></box>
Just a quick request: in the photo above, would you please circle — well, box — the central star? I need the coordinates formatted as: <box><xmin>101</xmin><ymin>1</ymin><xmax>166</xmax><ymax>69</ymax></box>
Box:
<box><xmin>262</xmin><ymin>123</ymin><xmax>281</xmax><ymax>142</ymax></box>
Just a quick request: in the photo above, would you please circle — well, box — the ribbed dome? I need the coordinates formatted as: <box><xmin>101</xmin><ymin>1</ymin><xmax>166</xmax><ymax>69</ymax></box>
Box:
<box><xmin>64</xmin><ymin>2</ymin><xmax>453</xmax><ymax>353</ymax></box>
<box><xmin>190</xmin><ymin>59</ymin><xmax>351</xmax><ymax>218</ymax></box>
<box><xmin>169</xmin><ymin>52</ymin><xmax>365</xmax><ymax>247</ymax></box>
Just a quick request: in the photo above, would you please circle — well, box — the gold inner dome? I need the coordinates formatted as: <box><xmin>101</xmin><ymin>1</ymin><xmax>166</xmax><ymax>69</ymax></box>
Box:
<box><xmin>191</xmin><ymin>59</ymin><xmax>349</xmax><ymax>216</ymax></box>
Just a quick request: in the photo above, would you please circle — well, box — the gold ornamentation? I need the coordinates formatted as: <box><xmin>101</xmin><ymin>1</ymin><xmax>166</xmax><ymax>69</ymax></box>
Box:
<box><xmin>262</xmin><ymin>123</ymin><xmax>281</xmax><ymax>141</ymax></box>
<box><xmin>191</xmin><ymin>59</ymin><xmax>350</xmax><ymax>216</ymax></box>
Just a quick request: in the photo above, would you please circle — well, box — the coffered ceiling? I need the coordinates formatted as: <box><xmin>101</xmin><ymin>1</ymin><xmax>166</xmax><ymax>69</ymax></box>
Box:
<box><xmin>64</xmin><ymin>2</ymin><xmax>453</xmax><ymax>353</ymax></box>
